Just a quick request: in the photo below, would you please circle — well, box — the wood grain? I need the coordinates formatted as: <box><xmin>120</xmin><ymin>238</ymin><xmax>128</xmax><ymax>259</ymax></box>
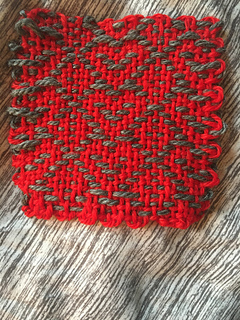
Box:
<box><xmin>0</xmin><ymin>0</ymin><xmax>239</xmax><ymax>319</ymax></box>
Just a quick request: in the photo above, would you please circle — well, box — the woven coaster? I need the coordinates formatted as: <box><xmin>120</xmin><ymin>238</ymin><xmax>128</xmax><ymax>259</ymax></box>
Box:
<box><xmin>8</xmin><ymin>8</ymin><xmax>225</xmax><ymax>229</ymax></box>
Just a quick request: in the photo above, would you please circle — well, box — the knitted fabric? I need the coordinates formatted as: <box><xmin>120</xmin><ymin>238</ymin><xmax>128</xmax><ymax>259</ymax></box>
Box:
<box><xmin>8</xmin><ymin>8</ymin><xmax>225</xmax><ymax>229</ymax></box>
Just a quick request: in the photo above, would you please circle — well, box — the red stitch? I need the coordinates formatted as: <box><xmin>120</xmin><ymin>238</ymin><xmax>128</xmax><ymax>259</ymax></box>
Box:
<box><xmin>8</xmin><ymin>8</ymin><xmax>226</xmax><ymax>229</ymax></box>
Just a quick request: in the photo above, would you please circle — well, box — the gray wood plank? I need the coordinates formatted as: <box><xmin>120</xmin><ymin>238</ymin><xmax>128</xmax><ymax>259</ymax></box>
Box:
<box><xmin>0</xmin><ymin>0</ymin><xmax>239</xmax><ymax>319</ymax></box>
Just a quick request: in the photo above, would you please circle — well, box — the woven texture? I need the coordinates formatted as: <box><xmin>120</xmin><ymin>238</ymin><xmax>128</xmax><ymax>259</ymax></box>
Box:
<box><xmin>8</xmin><ymin>8</ymin><xmax>225</xmax><ymax>229</ymax></box>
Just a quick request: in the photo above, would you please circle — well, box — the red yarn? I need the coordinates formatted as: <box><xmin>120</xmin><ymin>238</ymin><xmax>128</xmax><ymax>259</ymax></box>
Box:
<box><xmin>8</xmin><ymin>8</ymin><xmax>225</xmax><ymax>229</ymax></box>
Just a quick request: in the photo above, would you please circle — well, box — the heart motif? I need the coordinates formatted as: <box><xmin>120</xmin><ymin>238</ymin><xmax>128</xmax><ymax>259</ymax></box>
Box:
<box><xmin>8</xmin><ymin>8</ymin><xmax>225</xmax><ymax>229</ymax></box>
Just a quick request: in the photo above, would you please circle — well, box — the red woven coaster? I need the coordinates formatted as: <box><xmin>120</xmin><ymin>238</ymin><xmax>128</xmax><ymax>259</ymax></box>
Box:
<box><xmin>8</xmin><ymin>8</ymin><xmax>225</xmax><ymax>229</ymax></box>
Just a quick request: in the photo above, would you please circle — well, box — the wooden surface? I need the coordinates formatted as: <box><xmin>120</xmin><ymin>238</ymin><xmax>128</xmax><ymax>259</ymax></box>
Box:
<box><xmin>0</xmin><ymin>0</ymin><xmax>239</xmax><ymax>319</ymax></box>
